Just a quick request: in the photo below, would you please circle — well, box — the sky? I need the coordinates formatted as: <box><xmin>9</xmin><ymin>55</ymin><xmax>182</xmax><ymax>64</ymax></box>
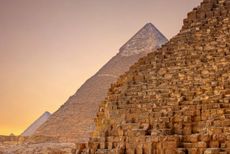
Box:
<box><xmin>0</xmin><ymin>0</ymin><xmax>202</xmax><ymax>135</ymax></box>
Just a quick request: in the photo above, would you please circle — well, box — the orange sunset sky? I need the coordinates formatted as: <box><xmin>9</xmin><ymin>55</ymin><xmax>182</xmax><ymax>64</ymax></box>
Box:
<box><xmin>0</xmin><ymin>0</ymin><xmax>202</xmax><ymax>135</ymax></box>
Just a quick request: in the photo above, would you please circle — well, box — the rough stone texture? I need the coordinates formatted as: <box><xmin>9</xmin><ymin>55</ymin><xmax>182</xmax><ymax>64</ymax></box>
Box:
<box><xmin>0</xmin><ymin>143</ymin><xmax>76</xmax><ymax>154</ymax></box>
<box><xmin>0</xmin><ymin>135</ymin><xmax>76</xmax><ymax>154</ymax></box>
<box><xmin>21</xmin><ymin>111</ymin><xmax>51</xmax><ymax>136</ymax></box>
<box><xmin>87</xmin><ymin>0</ymin><xmax>230</xmax><ymax>153</ymax></box>
<box><xmin>34</xmin><ymin>23</ymin><xmax>168</xmax><ymax>143</ymax></box>
<box><xmin>0</xmin><ymin>135</ymin><xmax>18</xmax><ymax>143</ymax></box>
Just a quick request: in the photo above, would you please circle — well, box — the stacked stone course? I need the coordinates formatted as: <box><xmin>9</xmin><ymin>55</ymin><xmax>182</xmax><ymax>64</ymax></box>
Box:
<box><xmin>86</xmin><ymin>0</ymin><xmax>230</xmax><ymax>153</ymax></box>
<box><xmin>0</xmin><ymin>135</ymin><xmax>17</xmax><ymax>142</ymax></box>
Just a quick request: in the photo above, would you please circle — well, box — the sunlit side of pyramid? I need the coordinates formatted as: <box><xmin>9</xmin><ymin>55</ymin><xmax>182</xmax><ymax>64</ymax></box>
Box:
<box><xmin>21</xmin><ymin>112</ymin><xmax>51</xmax><ymax>136</ymax></box>
<box><xmin>34</xmin><ymin>23</ymin><xmax>168</xmax><ymax>143</ymax></box>
<box><xmin>86</xmin><ymin>0</ymin><xmax>230</xmax><ymax>153</ymax></box>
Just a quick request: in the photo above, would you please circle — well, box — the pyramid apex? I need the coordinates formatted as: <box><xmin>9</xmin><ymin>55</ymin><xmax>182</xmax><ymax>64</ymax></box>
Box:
<box><xmin>141</xmin><ymin>22</ymin><xmax>159</xmax><ymax>32</ymax></box>
<box><xmin>144</xmin><ymin>22</ymin><xmax>155</xmax><ymax>27</ymax></box>
<box><xmin>119</xmin><ymin>23</ymin><xmax>168</xmax><ymax>56</ymax></box>
<box><xmin>43</xmin><ymin>111</ymin><xmax>51</xmax><ymax>115</ymax></box>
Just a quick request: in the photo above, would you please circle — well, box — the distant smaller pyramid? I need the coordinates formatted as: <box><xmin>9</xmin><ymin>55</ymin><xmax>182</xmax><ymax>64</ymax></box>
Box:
<box><xmin>21</xmin><ymin>112</ymin><xmax>51</xmax><ymax>136</ymax></box>
<box><xmin>9</xmin><ymin>133</ymin><xmax>15</xmax><ymax>136</ymax></box>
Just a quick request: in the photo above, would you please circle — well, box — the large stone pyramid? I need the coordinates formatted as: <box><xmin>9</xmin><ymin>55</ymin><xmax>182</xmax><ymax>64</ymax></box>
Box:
<box><xmin>86</xmin><ymin>0</ymin><xmax>230</xmax><ymax>153</ymax></box>
<box><xmin>34</xmin><ymin>23</ymin><xmax>168</xmax><ymax>143</ymax></box>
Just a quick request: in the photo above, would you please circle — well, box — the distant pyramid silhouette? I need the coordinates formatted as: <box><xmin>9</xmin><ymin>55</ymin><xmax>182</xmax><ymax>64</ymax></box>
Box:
<box><xmin>21</xmin><ymin>112</ymin><xmax>51</xmax><ymax>136</ymax></box>
<box><xmin>34</xmin><ymin>23</ymin><xmax>168</xmax><ymax>143</ymax></box>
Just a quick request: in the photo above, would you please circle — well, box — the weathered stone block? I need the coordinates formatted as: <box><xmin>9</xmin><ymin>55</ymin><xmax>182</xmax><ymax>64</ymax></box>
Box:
<box><xmin>204</xmin><ymin>148</ymin><xmax>220</xmax><ymax>154</ymax></box>
<box><xmin>209</xmin><ymin>141</ymin><xmax>219</xmax><ymax>148</ymax></box>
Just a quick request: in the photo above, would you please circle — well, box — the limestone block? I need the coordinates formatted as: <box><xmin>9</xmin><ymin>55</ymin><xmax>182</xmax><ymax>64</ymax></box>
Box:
<box><xmin>136</xmin><ymin>144</ymin><xmax>143</xmax><ymax>154</ymax></box>
<box><xmin>204</xmin><ymin>148</ymin><xmax>220</xmax><ymax>154</ymax></box>
<box><xmin>176</xmin><ymin>148</ymin><xmax>186</xmax><ymax>154</ymax></box>
<box><xmin>209</xmin><ymin>140</ymin><xmax>219</xmax><ymax>148</ymax></box>
<box><xmin>196</xmin><ymin>142</ymin><xmax>207</xmax><ymax>148</ymax></box>
<box><xmin>190</xmin><ymin>134</ymin><xmax>200</xmax><ymax>143</ymax></box>
<box><xmin>183</xmin><ymin>125</ymin><xmax>192</xmax><ymax>135</ymax></box>
<box><xmin>199</xmin><ymin>134</ymin><xmax>211</xmax><ymax>142</ymax></box>
<box><xmin>143</xmin><ymin>142</ymin><xmax>152</xmax><ymax>154</ymax></box>
<box><xmin>164</xmin><ymin>149</ymin><xmax>176</xmax><ymax>154</ymax></box>
<box><xmin>187</xmin><ymin>148</ymin><xmax>198</xmax><ymax>154</ymax></box>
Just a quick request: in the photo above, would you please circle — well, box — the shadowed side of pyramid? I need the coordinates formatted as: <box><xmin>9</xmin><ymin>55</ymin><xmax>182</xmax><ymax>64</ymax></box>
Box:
<box><xmin>34</xmin><ymin>23</ymin><xmax>168</xmax><ymax>143</ymax></box>
<box><xmin>21</xmin><ymin>112</ymin><xmax>51</xmax><ymax>136</ymax></box>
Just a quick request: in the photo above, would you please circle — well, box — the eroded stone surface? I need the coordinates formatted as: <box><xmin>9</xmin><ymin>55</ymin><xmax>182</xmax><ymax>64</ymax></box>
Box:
<box><xmin>0</xmin><ymin>143</ymin><xmax>76</xmax><ymax>154</ymax></box>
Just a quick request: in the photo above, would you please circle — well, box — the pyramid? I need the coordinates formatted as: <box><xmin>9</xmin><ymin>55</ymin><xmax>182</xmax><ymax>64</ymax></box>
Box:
<box><xmin>86</xmin><ymin>0</ymin><xmax>230</xmax><ymax>153</ymax></box>
<box><xmin>21</xmin><ymin>112</ymin><xmax>51</xmax><ymax>136</ymax></box>
<box><xmin>34</xmin><ymin>23</ymin><xmax>168</xmax><ymax>143</ymax></box>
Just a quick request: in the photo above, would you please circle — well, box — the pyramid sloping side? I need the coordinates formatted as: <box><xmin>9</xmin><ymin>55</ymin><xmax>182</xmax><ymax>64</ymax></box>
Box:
<box><xmin>34</xmin><ymin>24</ymin><xmax>168</xmax><ymax>143</ymax></box>
<box><xmin>88</xmin><ymin>0</ymin><xmax>230</xmax><ymax>153</ymax></box>
<box><xmin>21</xmin><ymin>112</ymin><xmax>51</xmax><ymax>136</ymax></box>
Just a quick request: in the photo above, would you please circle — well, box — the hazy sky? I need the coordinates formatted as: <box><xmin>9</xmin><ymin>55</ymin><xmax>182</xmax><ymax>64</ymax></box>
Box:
<box><xmin>0</xmin><ymin>0</ymin><xmax>202</xmax><ymax>135</ymax></box>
